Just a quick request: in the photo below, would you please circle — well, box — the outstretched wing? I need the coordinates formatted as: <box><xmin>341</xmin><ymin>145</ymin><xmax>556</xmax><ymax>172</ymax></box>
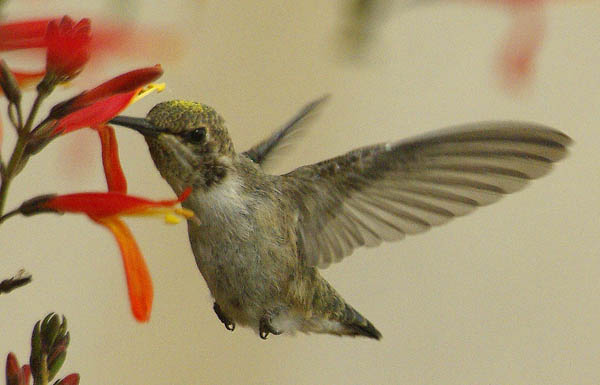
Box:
<box><xmin>281</xmin><ymin>122</ymin><xmax>571</xmax><ymax>268</ymax></box>
<box><xmin>243</xmin><ymin>96</ymin><xmax>328</xmax><ymax>168</ymax></box>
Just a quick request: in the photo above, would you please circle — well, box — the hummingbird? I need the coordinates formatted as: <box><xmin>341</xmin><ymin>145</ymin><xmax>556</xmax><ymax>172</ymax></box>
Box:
<box><xmin>110</xmin><ymin>98</ymin><xmax>570</xmax><ymax>340</ymax></box>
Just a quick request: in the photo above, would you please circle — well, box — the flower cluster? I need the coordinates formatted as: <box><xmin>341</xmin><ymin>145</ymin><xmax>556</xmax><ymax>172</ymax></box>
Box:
<box><xmin>5</xmin><ymin>314</ymin><xmax>79</xmax><ymax>385</ymax></box>
<box><xmin>0</xmin><ymin>16</ymin><xmax>192</xmax><ymax>322</ymax></box>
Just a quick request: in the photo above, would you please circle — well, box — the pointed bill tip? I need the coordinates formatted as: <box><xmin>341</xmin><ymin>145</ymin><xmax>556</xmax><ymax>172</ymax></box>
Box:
<box><xmin>109</xmin><ymin>115</ymin><xmax>163</xmax><ymax>137</ymax></box>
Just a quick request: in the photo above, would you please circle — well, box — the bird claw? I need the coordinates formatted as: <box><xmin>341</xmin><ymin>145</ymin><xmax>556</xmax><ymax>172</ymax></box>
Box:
<box><xmin>213</xmin><ymin>303</ymin><xmax>235</xmax><ymax>332</ymax></box>
<box><xmin>259</xmin><ymin>316</ymin><xmax>281</xmax><ymax>340</ymax></box>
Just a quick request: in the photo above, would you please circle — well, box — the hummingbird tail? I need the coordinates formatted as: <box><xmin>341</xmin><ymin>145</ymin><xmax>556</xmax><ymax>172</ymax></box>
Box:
<box><xmin>340</xmin><ymin>303</ymin><xmax>382</xmax><ymax>340</ymax></box>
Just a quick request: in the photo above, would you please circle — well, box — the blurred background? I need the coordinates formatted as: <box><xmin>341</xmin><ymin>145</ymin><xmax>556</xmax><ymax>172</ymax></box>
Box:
<box><xmin>1</xmin><ymin>1</ymin><xmax>599</xmax><ymax>384</ymax></box>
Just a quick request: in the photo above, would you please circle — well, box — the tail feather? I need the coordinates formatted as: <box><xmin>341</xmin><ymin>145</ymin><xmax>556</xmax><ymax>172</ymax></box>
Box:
<box><xmin>305</xmin><ymin>271</ymin><xmax>382</xmax><ymax>339</ymax></box>
<box><xmin>341</xmin><ymin>303</ymin><xmax>382</xmax><ymax>340</ymax></box>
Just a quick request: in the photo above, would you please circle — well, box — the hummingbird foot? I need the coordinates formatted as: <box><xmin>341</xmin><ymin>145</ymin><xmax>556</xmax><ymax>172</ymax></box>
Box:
<box><xmin>213</xmin><ymin>302</ymin><xmax>235</xmax><ymax>331</ymax></box>
<box><xmin>259</xmin><ymin>315</ymin><xmax>282</xmax><ymax>340</ymax></box>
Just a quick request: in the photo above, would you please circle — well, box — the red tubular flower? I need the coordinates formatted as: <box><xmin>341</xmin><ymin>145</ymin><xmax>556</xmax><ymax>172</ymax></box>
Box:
<box><xmin>0</xmin><ymin>19</ymin><xmax>51</xmax><ymax>51</ymax></box>
<box><xmin>1</xmin><ymin>17</ymin><xmax>180</xmax><ymax>80</ymax></box>
<box><xmin>44</xmin><ymin>16</ymin><xmax>91</xmax><ymax>83</ymax></box>
<box><xmin>96</xmin><ymin>124</ymin><xmax>127</xmax><ymax>193</ymax></box>
<box><xmin>39</xmin><ymin>65</ymin><xmax>163</xmax><ymax>193</ymax></box>
<box><xmin>20</xmin><ymin>188</ymin><xmax>193</xmax><ymax>322</ymax></box>
<box><xmin>49</xmin><ymin>65</ymin><xmax>163</xmax><ymax>135</ymax></box>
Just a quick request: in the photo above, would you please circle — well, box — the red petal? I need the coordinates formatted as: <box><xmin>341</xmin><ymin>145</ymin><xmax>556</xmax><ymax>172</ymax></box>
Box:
<box><xmin>75</xmin><ymin>65</ymin><xmax>162</xmax><ymax>105</ymax></box>
<box><xmin>44</xmin><ymin>16</ymin><xmax>91</xmax><ymax>81</ymax></box>
<box><xmin>52</xmin><ymin>90</ymin><xmax>136</xmax><ymax>135</ymax></box>
<box><xmin>95</xmin><ymin>125</ymin><xmax>127</xmax><ymax>193</ymax></box>
<box><xmin>96</xmin><ymin>217</ymin><xmax>152</xmax><ymax>322</ymax></box>
<box><xmin>12</xmin><ymin>70</ymin><xmax>46</xmax><ymax>88</ymax></box>
<box><xmin>178</xmin><ymin>187</ymin><xmax>192</xmax><ymax>202</ymax></box>
<box><xmin>49</xmin><ymin>65</ymin><xmax>162</xmax><ymax>122</ymax></box>
<box><xmin>42</xmin><ymin>191</ymin><xmax>187</xmax><ymax>218</ymax></box>
<box><xmin>0</xmin><ymin>19</ymin><xmax>51</xmax><ymax>51</ymax></box>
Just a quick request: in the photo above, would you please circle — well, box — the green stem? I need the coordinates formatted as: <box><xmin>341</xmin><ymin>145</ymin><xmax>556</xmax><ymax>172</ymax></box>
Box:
<box><xmin>0</xmin><ymin>206</ymin><xmax>19</xmax><ymax>224</ymax></box>
<box><xmin>0</xmin><ymin>90</ymin><xmax>49</xmax><ymax>216</ymax></box>
<box><xmin>0</xmin><ymin>134</ymin><xmax>27</xmax><ymax>215</ymax></box>
<box><xmin>36</xmin><ymin>352</ymin><xmax>49</xmax><ymax>385</ymax></box>
<box><xmin>23</xmin><ymin>90</ymin><xmax>48</xmax><ymax>133</ymax></box>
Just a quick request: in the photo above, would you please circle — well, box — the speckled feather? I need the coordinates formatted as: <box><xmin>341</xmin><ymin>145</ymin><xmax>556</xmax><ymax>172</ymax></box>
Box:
<box><xmin>126</xmin><ymin>100</ymin><xmax>570</xmax><ymax>340</ymax></box>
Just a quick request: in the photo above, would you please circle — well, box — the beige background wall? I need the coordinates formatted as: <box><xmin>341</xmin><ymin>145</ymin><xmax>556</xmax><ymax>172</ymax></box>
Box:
<box><xmin>2</xmin><ymin>1</ymin><xmax>599</xmax><ymax>384</ymax></box>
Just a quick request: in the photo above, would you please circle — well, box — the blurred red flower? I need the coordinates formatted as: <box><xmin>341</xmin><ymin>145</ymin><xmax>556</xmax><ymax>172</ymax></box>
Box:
<box><xmin>44</xmin><ymin>16</ymin><xmax>91</xmax><ymax>83</ymax></box>
<box><xmin>0</xmin><ymin>16</ymin><xmax>180</xmax><ymax>89</ymax></box>
<box><xmin>497</xmin><ymin>0</ymin><xmax>545</xmax><ymax>87</ymax></box>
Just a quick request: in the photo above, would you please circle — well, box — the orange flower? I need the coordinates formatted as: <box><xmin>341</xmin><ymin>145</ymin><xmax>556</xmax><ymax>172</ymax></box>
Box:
<box><xmin>43</xmin><ymin>16</ymin><xmax>91</xmax><ymax>83</ymax></box>
<box><xmin>19</xmin><ymin>188</ymin><xmax>193</xmax><ymax>322</ymax></box>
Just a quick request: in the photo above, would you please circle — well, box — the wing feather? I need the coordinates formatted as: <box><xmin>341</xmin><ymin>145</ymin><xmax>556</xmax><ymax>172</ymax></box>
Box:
<box><xmin>281</xmin><ymin>121</ymin><xmax>571</xmax><ymax>268</ymax></box>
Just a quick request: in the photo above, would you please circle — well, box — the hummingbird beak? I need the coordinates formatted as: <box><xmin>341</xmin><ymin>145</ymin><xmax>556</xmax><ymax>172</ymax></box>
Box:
<box><xmin>109</xmin><ymin>116</ymin><xmax>164</xmax><ymax>138</ymax></box>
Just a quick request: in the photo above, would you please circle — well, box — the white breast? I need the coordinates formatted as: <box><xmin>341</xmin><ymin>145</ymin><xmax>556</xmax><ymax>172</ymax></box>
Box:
<box><xmin>185</xmin><ymin>174</ymin><xmax>254</xmax><ymax>251</ymax></box>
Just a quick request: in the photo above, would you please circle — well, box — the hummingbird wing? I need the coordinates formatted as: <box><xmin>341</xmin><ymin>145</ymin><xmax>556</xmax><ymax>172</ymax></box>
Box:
<box><xmin>243</xmin><ymin>96</ymin><xmax>328</xmax><ymax>167</ymax></box>
<box><xmin>281</xmin><ymin>122</ymin><xmax>571</xmax><ymax>268</ymax></box>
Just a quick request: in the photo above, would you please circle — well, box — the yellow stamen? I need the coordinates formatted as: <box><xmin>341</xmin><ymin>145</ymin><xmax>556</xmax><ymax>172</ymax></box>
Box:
<box><xmin>164</xmin><ymin>214</ymin><xmax>181</xmax><ymax>224</ymax></box>
<box><xmin>175</xmin><ymin>208</ymin><xmax>194</xmax><ymax>218</ymax></box>
<box><xmin>124</xmin><ymin>205</ymin><xmax>194</xmax><ymax>225</ymax></box>
<box><xmin>131</xmin><ymin>83</ymin><xmax>166</xmax><ymax>104</ymax></box>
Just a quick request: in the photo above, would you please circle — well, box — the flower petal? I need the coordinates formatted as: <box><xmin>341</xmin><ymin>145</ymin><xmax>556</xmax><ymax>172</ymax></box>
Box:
<box><xmin>38</xmin><ymin>188</ymin><xmax>191</xmax><ymax>218</ymax></box>
<box><xmin>12</xmin><ymin>70</ymin><xmax>46</xmax><ymax>89</ymax></box>
<box><xmin>44</xmin><ymin>16</ymin><xmax>91</xmax><ymax>83</ymax></box>
<box><xmin>96</xmin><ymin>217</ymin><xmax>153</xmax><ymax>322</ymax></box>
<box><xmin>95</xmin><ymin>124</ymin><xmax>127</xmax><ymax>193</ymax></box>
<box><xmin>49</xmin><ymin>65</ymin><xmax>163</xmax><ymax>121</ymax></box>
<box><xmin>52</xmin><ymin>91</ymin><xmax>136</xmax><ymax>135</ymax></box>
<box><xmin>0</xmin><ymin>19</ymin><xmax>51</xmax><ymax>51</ymax></box>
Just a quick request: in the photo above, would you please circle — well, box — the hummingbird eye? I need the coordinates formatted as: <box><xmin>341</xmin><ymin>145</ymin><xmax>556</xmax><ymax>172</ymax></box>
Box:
<box><xmin>187</xmin><ymin>127</ymin><xmax>206</xmax><ymax>143</ymax></box>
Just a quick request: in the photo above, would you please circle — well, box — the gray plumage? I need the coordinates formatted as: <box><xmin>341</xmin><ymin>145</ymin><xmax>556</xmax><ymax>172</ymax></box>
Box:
<box><xmin>110</xmin><ymin>100</ymin><xmax>571</xmax><ymax>340</ymax></box>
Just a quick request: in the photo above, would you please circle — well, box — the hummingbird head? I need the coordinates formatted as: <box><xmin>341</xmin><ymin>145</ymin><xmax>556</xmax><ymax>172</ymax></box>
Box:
<box><xmin>111</xmin><ymin>100</ymin><xmax>236</xmax><ymax>191</ymax></box>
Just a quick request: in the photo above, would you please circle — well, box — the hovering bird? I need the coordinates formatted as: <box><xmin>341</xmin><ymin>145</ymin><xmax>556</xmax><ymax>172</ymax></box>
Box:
<box><xmin>110</xmin><ymin>98</ymin><xmax>570</xmax><ymax>340</ymax></box>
